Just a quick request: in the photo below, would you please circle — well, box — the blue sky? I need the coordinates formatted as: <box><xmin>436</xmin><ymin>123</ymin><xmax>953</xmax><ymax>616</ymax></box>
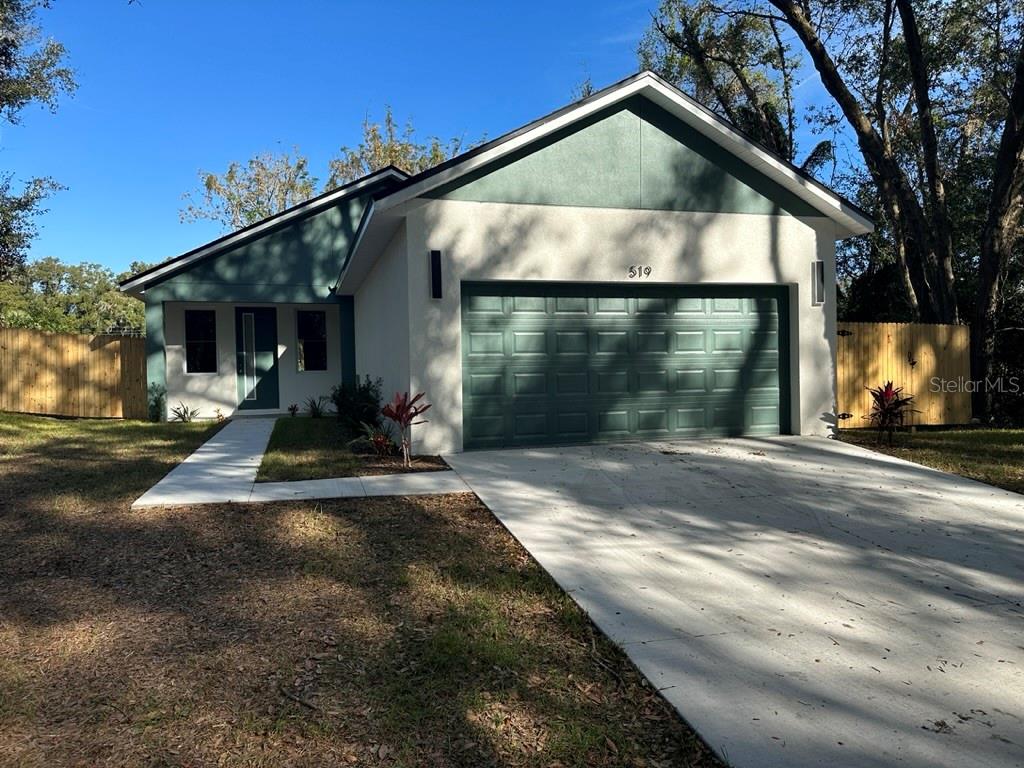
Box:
<box><xmin>4</xmin><ymin>0</ymin><xmax>839</xmax><ymax>275</ymax></box>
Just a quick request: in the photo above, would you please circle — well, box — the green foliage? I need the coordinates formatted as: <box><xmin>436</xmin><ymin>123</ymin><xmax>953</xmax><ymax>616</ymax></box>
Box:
<box><xmin>326</xmin><ymin>106</ymin><xmax>469</xmax><ymax>188</ymax></box>
<box><xmin>0</xmin><ymin>257</ymin><xmax>146</xmax><ymax>334</ymax></box>
<box><xmin>288</xmin><ymin>403</ymin><xmax>299</xmax><ymax>417</ymax></box>
<box><xmin>180</xmin><ymin>147</ymin><xmax>317</xmax><ymax>231</ymax></box>
<box><xmin>360</xmin><ymin>420</ymin><xmax>396</xmax><ymax>457</ymax></box>
<box><xmin>330</xmin><ymin>375</ymin><xmax>383</xmax><ymax>431</ymax></box>
<box><xmin>0</xmin><ymin>0</ymin><xmax>75</xmax><ymax>282</ymax></box>
<box><xmin>0</xmin><ymin>0</ymin><xmax>75</xmax><ymax>124</ymax></box>
<box><xmin>147</xmin><ymin>383</ymin><xmax>166</xmax><ymax>423</ymax></box>
<box><xmin>305</xmin><ymin>395</ymin><xmax>327</xmax><ymax>419</ymax></box>
<box><xmin>169</xmin><ymin>402</ymin><xmax>201</xmax><ymax>423</ymax></box>
<box><xmin>0</xmin><ymin>175</ymin><xmax>61</xmax><ymax>282</ymax></box>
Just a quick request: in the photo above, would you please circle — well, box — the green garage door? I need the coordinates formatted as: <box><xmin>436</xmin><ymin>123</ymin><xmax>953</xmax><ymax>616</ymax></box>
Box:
<box><xmin>461</xmin><ymin>282</ymin><xmax>789</xmax><ymax>449</ymax></box>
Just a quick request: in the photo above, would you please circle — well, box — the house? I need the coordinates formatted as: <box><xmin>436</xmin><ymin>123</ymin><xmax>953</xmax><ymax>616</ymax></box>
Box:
<box><xmin>120</xmin><ymin>71</ymin><xmax>873</xmax><ymax>454</ymax></box>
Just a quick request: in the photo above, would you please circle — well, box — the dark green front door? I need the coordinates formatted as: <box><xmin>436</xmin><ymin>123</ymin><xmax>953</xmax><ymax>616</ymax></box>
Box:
<box><xmin>235</xmin><ymin>307</ymin><xmax>279</xmax><ymax>410</ymax></box>
<box><xmin>461</xmin><ymin>283</ymin><xmax>789</xmax><ymax>449</ymax></box>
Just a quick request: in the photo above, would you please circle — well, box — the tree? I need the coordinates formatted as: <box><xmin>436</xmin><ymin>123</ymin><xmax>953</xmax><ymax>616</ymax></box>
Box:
<box><xmin>0</xmin><ymin>0</ymin><xmax>76</xmax><ymax>281</ymax></box>
<box><xmin>643</xmin><ymin>0</ymin><xmax>1024</xmax><ymax>418</ymax></box>
<box><xmin>181</xmin><ymin>110</ymin><xmax>472</xmax><ymax>232</ymax></box>
<box><xmin>180</xmin><ymin>148</ymin><xmax>317</xmax><ymax>230</ymax></box>
<box><xmin>326</xmin><ymin>106</ymin><xmax>467</xmax><ymax>188</ymax></box>
<box><xmin>0</xmin><ymin>257</ymin><xmax>146</xmax><ymax>334</ymax></box>
<box><xmin>0</xmin><ymin>175</ymin><xmax>60</xmax><ymax>281</ymax></box>
<box><xmin>641</xmin><ymin>0</ymin><xmax>834</xmax><ymax>171</ymax></box>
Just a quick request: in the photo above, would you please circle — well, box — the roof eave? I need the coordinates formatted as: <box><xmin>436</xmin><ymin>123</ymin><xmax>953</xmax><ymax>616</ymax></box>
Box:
<box><xmin>119</xmin><ymin>166</ymin><xmax>410</xmax><ymax>294</ymax></box>
<box><xmin>371</xmin><ymin>72</ymin><xmax>873</xmax><ymax>237</ymax></box>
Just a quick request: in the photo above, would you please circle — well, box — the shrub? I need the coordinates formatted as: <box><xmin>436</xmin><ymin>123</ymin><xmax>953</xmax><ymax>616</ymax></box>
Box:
<box><xmin>305</xmin><ymin>395</ymin><xmax>327</xmax><ymax>418</ymax></box>
<box><xmin>360</xmin><ymin>421</ymin><xmax>396</xmax><ymax>457</ymax></box>
<box><xmin>288</xmin><ymin>403</ymin><xmax>299</xmax><ymax>417</ymax></box>
<box><xmin>866</xmin><ymin>381</ymin><xmax>916</xmax><ymax>445</ymax></box>
<box><xmin>170</xmin><ymin>402</ymin><xmax>200</xmax><ymax>422</ymax></box>
<box><xmin>330</xmin><ymin>376</ymin><xmax>383</xmax><ymax>432</ymax></box>
<box><xmin>147</xmin><ymin>383</ymin><xmax>166</xmax><ymax>422</ymax></box>
<box><xmin>346</xmin><ymin>436</ymin><xmax>375</xmax><ymax>455</ymax></box>
<box><xmin>381</xmin><ymin>391</ymin><xmax>431</xmax><ymax>467</ymax></box>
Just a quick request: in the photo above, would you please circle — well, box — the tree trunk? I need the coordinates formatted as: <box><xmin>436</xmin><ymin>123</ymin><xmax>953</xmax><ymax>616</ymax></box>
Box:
<box><xmin>768</xmin><ymin>0</ymin><xmax>956</xmax><ymax>323</ymax></box>
<box><xmin>972</xmin><ymin>42</ymin><xmax>1024</xmax><ymax>419</ymax></box>
<box><xmin>895</xmin><ymin>0</ymin><xmax>959</xmax><ymax>324</ymax></box>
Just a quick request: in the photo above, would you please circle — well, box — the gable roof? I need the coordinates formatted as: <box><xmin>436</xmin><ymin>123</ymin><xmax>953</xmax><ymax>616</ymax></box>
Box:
<box><xmin>336</xmin><ymin>71</ymin><xmax>872</xmax><ymax>293</ymax></box>
<box><xmin>119</xmin><ymin>165</ymin><xmax>409</xmax><ymax>295</ymax></box>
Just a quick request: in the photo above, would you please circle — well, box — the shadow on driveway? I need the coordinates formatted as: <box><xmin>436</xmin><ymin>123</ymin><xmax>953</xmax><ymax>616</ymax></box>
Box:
<box><xmin>447</xmin><ymin>436</ymin><xmax>1024</xmax><ymax>768</ymax></box>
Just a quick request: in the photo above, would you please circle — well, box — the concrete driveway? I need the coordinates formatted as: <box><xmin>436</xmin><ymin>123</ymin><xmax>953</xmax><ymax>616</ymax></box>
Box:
<box><xmin>446</xmin><ymin>437</ymin><xmax>1024</xmax><ymax>768</ymax></box>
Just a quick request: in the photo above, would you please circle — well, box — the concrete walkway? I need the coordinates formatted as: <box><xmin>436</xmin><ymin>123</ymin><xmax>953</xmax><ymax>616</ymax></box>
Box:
<box><xmin>132</xmin><ymin>418</ymin><xmax>469</xmax><ymax>509</ymax></box>
<box><xmin>446</xmin><ymin>437</ymin><xmax>1024</xmax><ymax>768</ymax></box>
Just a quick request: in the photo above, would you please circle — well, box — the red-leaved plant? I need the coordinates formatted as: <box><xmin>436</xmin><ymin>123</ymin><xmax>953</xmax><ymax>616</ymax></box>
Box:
<box><xmin>381</xmin><ymin>391</ymin><xmax>432</xmax><ymax>467</ymax></box>
<box><xmin>865</xmin><ymin>381</ymin><xmax>916</xmax><ymax>445</ymax></box>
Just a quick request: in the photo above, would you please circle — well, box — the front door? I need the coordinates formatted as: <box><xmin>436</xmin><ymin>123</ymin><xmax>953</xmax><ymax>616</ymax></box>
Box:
<box><xmin>235</xmin><ymin>307</ymin><xmax>279</xmax><ymax>410</ymax></box>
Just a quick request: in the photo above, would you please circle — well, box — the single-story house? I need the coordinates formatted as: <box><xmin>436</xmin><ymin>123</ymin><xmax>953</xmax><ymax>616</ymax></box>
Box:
<box><xmin>121</xmin><ymin>71</ymin><xmax>872</xmax><ymax>454</ymax></box>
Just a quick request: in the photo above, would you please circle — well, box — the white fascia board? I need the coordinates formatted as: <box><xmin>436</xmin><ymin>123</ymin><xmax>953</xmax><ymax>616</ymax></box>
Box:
<box><xmin>119</xmin><ymin>167</ymin><xmax>408</xmax><ymax>294</ymax></box>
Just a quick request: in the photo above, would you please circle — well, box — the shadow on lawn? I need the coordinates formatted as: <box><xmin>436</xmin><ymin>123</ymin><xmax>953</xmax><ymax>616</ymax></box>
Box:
<box><xmin>0</xmin><ymin>414</ymin><xmax>717</xmax><ymax>767</ymax></box>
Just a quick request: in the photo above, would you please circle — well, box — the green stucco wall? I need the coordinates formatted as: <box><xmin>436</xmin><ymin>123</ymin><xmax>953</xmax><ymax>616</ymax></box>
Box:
<box><xmin>144</xmin><ymin>300</ymin><xmax>165</xmax><ymax>419</ymax></box>
<box><xmin>145</xmin><ymin>195</ymin><xmax>368</xmax><ymax>304</ymax></box>
<box><xmin>428</xmin><ymin>96</ymin><xmax>820</xmax><ymax>218</ymax></box>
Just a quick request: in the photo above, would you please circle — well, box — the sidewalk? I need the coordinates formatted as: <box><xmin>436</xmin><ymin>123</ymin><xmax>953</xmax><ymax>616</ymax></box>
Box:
<box><xmin>131</xmin><ymin>418</ymin><xmax>470</xmax><ymax>509</ymax></box>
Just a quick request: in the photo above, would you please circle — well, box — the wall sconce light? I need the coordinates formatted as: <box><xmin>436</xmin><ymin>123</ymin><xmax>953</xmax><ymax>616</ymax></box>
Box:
<box><xmin>430</xmin><ymin>250</ymin><xmax>442</xmax><ymax>299</ymax></box>
<box><xmin>811</xmin><ymin>260</ymin><xmax>825</xmax><ymax>305</ymax></box>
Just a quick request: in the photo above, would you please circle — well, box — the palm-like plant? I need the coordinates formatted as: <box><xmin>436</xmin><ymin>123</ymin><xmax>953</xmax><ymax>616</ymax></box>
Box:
<box><xmin>866</xmin><ymin>381</ymin><xmax>916</xmax><ymax>445</ymax></box>
<box><xmin>381</xmin><ymin>391</ymin><xmax>431</xmax><ymax>467</ymax></box>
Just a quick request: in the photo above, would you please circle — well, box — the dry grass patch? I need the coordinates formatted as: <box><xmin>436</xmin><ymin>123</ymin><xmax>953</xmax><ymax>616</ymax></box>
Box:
<box><xmin>0</xmin><ymin>413</ymin><xmax>721</xmax><ymax>767</ymax></box>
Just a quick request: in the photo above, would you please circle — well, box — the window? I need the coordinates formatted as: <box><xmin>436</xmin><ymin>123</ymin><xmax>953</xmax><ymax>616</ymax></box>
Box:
<box><xmin>184</xmin><ymin>310</ymin><xmax>218</xmax><ymax>373</ymax></box>
<box><xmin>297</xmin><ymin>310</ymin><xmax>327</xmax><ymax>371</ymax></box>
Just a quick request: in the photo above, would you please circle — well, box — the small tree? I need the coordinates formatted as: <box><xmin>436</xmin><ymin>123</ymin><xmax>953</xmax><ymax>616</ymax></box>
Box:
<box><xmin>381</xmin><ymin>391</ymin><xmax>431</xmax><ymax>468</ymax></box>
<box><xmin>865</xmin><ymin>381</ymin><xmax>916</xmax><ymax>445</ymax></box>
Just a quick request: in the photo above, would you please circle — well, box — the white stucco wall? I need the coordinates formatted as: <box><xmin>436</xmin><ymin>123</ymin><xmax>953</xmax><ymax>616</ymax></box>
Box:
<box><xmin>163</xmin><ymin>301</ymin><xmax>341</xmax><ymax>418</ymax></box>
<box><xmin>353</xmin><ymin>225</ymin><xmax>411</xmax><ymax>403</ymax></box>
<box><xmin>380</xmin><ymin>198</ymin><xmax>837</xmax><ymax>454</ymax></box>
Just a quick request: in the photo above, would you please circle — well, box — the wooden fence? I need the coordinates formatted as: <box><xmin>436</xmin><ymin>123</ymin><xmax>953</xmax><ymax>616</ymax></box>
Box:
<box><xmin>0</xmin><ymin>323</ymin><xmax>972</xmax><ymax>426</ymax></box>
<box><xmin>837</xmin><ymin>322</ymin><xmax>971</xmax><ymax>427</ymax></box>
<box><xmin>0</xmin><ymin>327</ymin><xmax>147</xmax><ymax>419</ymax></box>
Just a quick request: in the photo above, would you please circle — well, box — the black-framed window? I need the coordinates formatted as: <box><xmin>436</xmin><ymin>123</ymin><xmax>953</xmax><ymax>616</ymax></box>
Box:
<box><xmin>184</xmin><ymin>310</ymin><xmax>218</xmax><ymax>373</ymax></box>
<box><xmin>297</xmin><ymin>310</ymin><xmax>327</xmax><ymax>372</ymax></box>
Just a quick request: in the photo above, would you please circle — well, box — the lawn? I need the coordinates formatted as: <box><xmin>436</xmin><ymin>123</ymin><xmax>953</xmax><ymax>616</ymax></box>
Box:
<box><xmin>0</xmin><ymin>412</ymin><xmax>720</xmax><ymax>767</ymax></box>
<box><xmin>840</xmin><ymin>427</ymin><xmax>1024</xmax><ymax>494</ymax></box>
<box><xmin>256</xmin><ymin>417</ymin><xmax>448</xmax><ymax>483</ymax></box>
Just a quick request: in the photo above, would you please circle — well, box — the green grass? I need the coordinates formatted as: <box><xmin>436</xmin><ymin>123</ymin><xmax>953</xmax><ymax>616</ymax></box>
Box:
<box><xmin>0</xmin><ymin>413</ymin><xmax>721</xmax><ymax>767</ymax></box>
<box><xmin>840</xmin><ymin>428</ymin><xmax>1024</xmax><ymax>494</ymax></box>
<box><xmin>256</xmin><ymin>417</ymin><xmax>447</xmax><ymax>482</ymax></box>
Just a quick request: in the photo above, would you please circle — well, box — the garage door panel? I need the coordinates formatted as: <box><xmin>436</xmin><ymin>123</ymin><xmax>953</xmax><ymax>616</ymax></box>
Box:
<box><xmin>462</xmin><ymin>283</ymin><xmax>789</xmax><ymax>448</ymax></box>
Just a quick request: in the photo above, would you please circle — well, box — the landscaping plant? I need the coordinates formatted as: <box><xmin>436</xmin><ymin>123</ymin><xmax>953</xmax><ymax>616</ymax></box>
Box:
<box><xmin>331</xmin><ymin>376</ymin><xmax>383</xmax><ymax>432</ymax></box>
<box><xmin>866</xmin><ymin>381</ymin><xmax>916</xmax><ymax>445</ymax></box>
<box><xmin>169</xmin><ymin>402</ymin><xmax>200</xmax><ymax>422</ymax></box>
<box><xmin>360</xmin><ymin>421</ymin><xmax>396</xmax><ymax>457</ymax></box>
<box><xmin>288</xmin><ymin>403</ymin><xmax>299</xmax><ymax>417</ymax></box>
<box><xmin>305</xmin><ymin>396</ymin><xmax>327</xmax><ymax>418</ymax></box>
<box><xmin>381</xmin><ymin>391</ymin><xmax>431</xmax><ymax>467</ymax></box>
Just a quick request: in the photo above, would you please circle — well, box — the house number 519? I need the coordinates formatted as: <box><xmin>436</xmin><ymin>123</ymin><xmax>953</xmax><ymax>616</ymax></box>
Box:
<box><xmin>628</xmin><ymin>265</ymin><xmax>652</xmax><ymax>278</ymax></box>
